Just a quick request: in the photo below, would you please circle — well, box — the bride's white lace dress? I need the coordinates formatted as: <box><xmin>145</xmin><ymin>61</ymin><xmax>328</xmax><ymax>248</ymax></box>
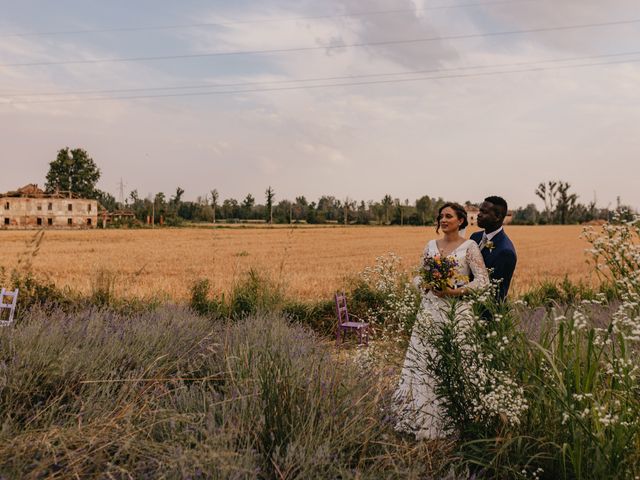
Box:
<box><xmin>394</xmin><ymin>239</ymin><xmax>489</xmax><ymax>439</ymax></box>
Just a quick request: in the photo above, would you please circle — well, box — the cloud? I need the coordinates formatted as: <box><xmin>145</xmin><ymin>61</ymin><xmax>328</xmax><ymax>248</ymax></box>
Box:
<box><xmin>474</xmin><ymin>0</ymin><xmax>640</xmax><ymax>54</ymax></box>
<box><xmin>1</xmin><ymin>0</ymin><xmax>639</xmax><ymax>209</ymax></box>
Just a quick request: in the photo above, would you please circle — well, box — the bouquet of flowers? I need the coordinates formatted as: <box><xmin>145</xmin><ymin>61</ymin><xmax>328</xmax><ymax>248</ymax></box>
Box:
<box><xmin>418</xmin><ymin>254</ymin><xmax>459</xmax><ymax>291</ymax></box>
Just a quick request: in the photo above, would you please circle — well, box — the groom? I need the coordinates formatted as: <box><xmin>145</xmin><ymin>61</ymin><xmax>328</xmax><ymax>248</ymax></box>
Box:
<box><xmin>470</xmin><ymin>196</ymin><xmax>517</xmax><ymax>301</ymax></box>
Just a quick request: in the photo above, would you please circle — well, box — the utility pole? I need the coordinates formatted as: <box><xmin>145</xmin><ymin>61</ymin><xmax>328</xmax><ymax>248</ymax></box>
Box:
<box><xmin>118</xmin><ymin>178</ymin><xmax>125</xmax><ymax>206</ymax></box>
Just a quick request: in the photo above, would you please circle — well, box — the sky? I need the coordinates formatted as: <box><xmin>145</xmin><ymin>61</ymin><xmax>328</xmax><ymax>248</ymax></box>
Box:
<box><xmin>1</xmin><ymin>0</ymin><xmax>639</xmax><ymax>209</ymax></box>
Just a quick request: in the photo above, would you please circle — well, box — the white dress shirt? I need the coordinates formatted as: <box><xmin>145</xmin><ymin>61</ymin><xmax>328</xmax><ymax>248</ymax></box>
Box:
<box><xmin>479</xmin><ymin>226</ymin><xmax>503</xmax><ymax>249</ymax></box>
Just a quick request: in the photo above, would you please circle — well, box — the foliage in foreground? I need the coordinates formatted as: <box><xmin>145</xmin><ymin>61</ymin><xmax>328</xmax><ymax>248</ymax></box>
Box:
<box><xmin>415</xmin><ymin>220</ymin><xmax>640</xmax><ymax>479</ymax></box>
<box><xmin>0</xmin><ymin>307</ymin><xmax>443</xmax><ymax>479</ymax></box>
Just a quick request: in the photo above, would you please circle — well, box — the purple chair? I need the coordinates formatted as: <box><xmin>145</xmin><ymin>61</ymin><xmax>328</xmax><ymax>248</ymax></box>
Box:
<box><xmin>335</xmin><ymin>292</ymin><xmax>369</xmax><ymax>346</ymax></box>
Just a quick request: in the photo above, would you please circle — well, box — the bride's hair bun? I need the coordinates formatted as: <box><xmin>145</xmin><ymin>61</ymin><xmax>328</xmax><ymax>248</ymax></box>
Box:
<box><xmin>436</xmin><ymin>202</ymin><xmax>469</xmax><ymax>233</ymax></box>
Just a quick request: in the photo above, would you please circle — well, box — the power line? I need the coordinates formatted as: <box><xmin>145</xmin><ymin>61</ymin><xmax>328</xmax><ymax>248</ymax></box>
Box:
<box><xmin>0</xmin><ymin>0</ymin><xmax>534</xmax><ymax>38</ymax></box>
<box><xmin>3</xmin><ymin>55</ymin><xmax>638</xmax><ymax>105</ymax></box>
<box><xmin>2</xmin><ymin>17</ymin><xmax>640</xmax><ymax>68</ymax></box>
<box><xmin>3</xmin><ymin>50</ymin><xmax>640</xmax><ymax>98</ymax></box>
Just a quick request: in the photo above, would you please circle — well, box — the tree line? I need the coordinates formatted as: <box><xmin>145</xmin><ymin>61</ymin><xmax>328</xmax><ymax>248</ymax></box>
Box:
<box><xmin>43</xmin><ymin>147</ymin><xmax>635</xmax><ymax>226</ymax></box>
<box><xmin>509</xmin><ymin>180</ymin><xmax>634</xmax><ymax>225</ymax></box>
<box><xmin>120</xmin><ymin>189</ymin><xmax>448</xmax><ymax>226</ymax></box>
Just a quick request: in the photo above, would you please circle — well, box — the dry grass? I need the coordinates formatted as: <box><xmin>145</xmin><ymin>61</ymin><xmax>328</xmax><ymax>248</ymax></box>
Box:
<box><xmin>0</xmin><ymin>225</ymin><xmax>594</xmax><ymax>301</ymax></box>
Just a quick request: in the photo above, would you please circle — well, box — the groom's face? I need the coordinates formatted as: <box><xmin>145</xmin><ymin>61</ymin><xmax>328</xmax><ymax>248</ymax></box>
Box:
<box><xmin>477</xmin><ymin>201</ymin><xmax>501</xmax><ymax>230</ymax></box>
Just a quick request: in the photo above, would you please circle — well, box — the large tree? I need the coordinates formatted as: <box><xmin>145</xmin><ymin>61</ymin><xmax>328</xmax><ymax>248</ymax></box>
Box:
<box><xmin>415</xmin><ymin>195</ymin><xmax>433</xmax><ymax>225</ymax></box>
<box><xmin>210</xmin><ymin>189</ymin><xmax>219</xmax><ymax>224</ymax></box>
<box><xmin>555</xmin><ymin>181</ymin><xmax>578</xmax><ymax>225</ymax></box>
<box><xmin>45</xmin><ymin>147</ymin><xmax>101</xmax><ymax>198</ymax></box>
<box><xmin>535</xmin><ymin>181</ymin><xmax>558</xmax><ymax>224</ymax></box>
<box><xmin>381</xmin><ymin>194</ymin><xmax>393</xmax><ymax>224</ymax></box>
<box><xmin>265</xmin><ymin>186</ymin><xmax>275</xmax><ymax>224</ymax></box>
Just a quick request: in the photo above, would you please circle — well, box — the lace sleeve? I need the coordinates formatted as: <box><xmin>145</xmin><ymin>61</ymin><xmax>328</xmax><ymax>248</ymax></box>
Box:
<box><xmin>465</xmin><ymin>241</ymin><xmax>489</xmax><ymax>291</ymax></box>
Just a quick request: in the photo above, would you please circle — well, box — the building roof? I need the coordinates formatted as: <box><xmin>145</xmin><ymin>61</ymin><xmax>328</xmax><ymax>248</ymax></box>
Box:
<box><xmin>1</xmin><ymin>184</ymin><xmax>86</xmax><ymax>199</ymax></box>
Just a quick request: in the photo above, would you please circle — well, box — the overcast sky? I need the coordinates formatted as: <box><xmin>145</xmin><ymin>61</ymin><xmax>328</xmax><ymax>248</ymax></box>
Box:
<box><xmin>1</xmin><ymin>0</ymin><xmax>639</xmax><ymax>209</ymax></box>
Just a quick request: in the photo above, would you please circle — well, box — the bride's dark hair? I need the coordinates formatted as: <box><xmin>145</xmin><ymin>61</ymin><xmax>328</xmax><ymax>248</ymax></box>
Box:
<box><xmin>436</xmin><ymin>202</ymin><xmax>469</xmax><ymax>233</ymax></box>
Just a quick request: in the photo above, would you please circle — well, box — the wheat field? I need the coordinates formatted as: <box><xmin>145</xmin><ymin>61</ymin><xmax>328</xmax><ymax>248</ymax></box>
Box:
<box><xmin>0</xmin><ymin>225</ymin><xmax>595</xmax><ymax>301</ymax></box>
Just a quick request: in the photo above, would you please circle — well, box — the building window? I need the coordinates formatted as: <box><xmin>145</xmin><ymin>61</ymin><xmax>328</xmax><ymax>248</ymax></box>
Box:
<box><xmin>3</xmin><ymin>218</ymin><xmax>8</xmax><ymax>225</ymax></box>
<box><xmin>37</xmin><ymin>218</ymin><xmax>43</xmax><ymax>226</ymax></box>
<box><xmin>68</xmin><ymin>204</ymin><xmax>73</xmax><ymax>211</ymax></box>
<box><xmin>88</xmin><ymin>203</ymin><xmax>92</xmax><ymax>212</ymax></box>
<box><xmin>48</xmin><ymin>203</ymin><xmax>53</xmax><ymax>211</ymax></box>
<box><xmin>37</xmin><ymin>204</ymin><xmax>42</xmax><ymax>211</ymax></box>
<box><xmin>87</xmin><ymin>218</ymin><xmax>92</xmax><ymax>226</ymax></box>
<box><xmin>67</xmin><ymin>218</ymin><xmax>73</xmax><ymax>226</ymax></box>
<box><xmin>3</xmin><ymin>202</ymin><xmax>8</xmax><ymax>210</ymax></box>
<box><xmin>48</xmin><ymin>218</ymin><xmax>53</xmax><ymax>226</ymax></box>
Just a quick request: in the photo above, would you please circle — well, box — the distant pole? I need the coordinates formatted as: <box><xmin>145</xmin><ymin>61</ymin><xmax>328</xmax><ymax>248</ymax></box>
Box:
<box><xmin>118</xmin><ymin>178</ymin><xmax>125</xmax><ymax>205</ymax></box>
<box><xmin>152</xmin><ymin>202</ymin><xmax>155</xmax><ymax>228</ymax></box>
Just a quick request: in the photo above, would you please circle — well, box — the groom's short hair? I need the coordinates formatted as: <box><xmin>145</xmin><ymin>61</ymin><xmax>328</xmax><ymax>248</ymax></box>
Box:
<box><xmin>484</xmin><ymin>196</ymin><xmax>508</xmax><ymax>219</ymax></box>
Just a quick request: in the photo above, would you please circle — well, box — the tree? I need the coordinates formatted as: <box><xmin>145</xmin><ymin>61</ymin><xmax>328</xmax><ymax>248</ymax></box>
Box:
<box><xmin>96</xmin><ymin>190</ymin><xmax>117</xmax><ymax>212</ymax></box>
<box><xmin>242</xmin><ymin>193</ymin><xmax>256</xmax><ymax>219</ymax></box>
<box><xmin>45</xmin><ymin>147</ymin><xmax>101</xmax><ymax>198</ymax></box>
<box><xmin>210</xmin><ymin>189</ymin><xmax>219</xmax><ymax>224</ymax></box>
<box><xmin>555</xmin><ymin>181</ymin><xmax>578</xmax><ymax>224</ymax></box>
<box><xmin>381</xmin><ymin>195</ymin><xmax>393</xmax><ymax>224</ymax></box>
<box><xmin>222</xmin><ymin>198</ymin><xmax>240</xmax><ymax>220</ymax></box>
<box><xmin>174</xmin><ymin>187</ymin><xmax>185</xmax><ymax>203</ymax></box>
<box><xmin>415</xmin><ymin>195</ymin><xmax>433</xmax><ymax>225</ymax></box>
<box><xmin>511</xmin><ymin>204</ymin><xmax>540</xmax><ymax>225</ymax></box>
<box><xmin>292</xmin><ymin>196</ymin><xmax>308</xmax><ymax>222</ymax></box>
<box><xmin>343</xmin><ymin>197</ymin><xmax>356</xmax><ymax>225</ymax></box>
<box><xmin>535</xmin><ymin>181</ymin><xmax>558</xmax><ymax>224</ymax></box>
<box><xmin>356</xmin><ymin>201</ymin><xmax>370</xmax><ymax>224</ymax></box>
<box><xmin>265</xmin><ymin>186</ymin><xmax>275</xmax><ymax>224</ymax></box>
<box><xmin>317</xmin><ymin>196</ymin><xmax>339</xmax><ymax>222</ymax></box>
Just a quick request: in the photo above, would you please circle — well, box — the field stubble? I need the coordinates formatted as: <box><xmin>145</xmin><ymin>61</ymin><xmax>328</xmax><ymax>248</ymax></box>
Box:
<box><xmin>0</xmin><ymin>225</ymin><xmax>593</xmax><ymax>301</ymax></box>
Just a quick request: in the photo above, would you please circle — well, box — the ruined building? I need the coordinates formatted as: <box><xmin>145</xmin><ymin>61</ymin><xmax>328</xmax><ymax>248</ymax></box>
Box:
<box><xmin>0</xmin><ymin>184</ymin><xmax>98</xmax><ymax>229</ymax></box>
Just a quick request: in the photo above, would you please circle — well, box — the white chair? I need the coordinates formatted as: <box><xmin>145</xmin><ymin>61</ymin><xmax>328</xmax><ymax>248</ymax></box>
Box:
<box><xmin>0</xmin><ymin>288</ymin><xmax>19</xmax><ymax>326</ymax></box>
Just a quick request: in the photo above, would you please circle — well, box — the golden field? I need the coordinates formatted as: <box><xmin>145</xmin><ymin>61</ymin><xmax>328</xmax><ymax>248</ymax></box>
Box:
<box><xmin>0</xmin><ymin>225</ymin><xmax>596</xmax><ymax>301</ymax></box>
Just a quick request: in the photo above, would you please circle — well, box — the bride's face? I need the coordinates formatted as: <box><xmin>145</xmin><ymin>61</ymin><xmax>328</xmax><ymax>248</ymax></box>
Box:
<box><xmin>438</xmin><ymin>207</ymin><xmax>463</xmax><ymax>234</ymax></box>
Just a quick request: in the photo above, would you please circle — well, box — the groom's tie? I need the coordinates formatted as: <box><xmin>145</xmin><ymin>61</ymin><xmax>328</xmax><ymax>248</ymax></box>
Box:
<box><xmin>478</xmin><ymin>233</ymin><xmax>488</xmax><ymax>250</ymax></box>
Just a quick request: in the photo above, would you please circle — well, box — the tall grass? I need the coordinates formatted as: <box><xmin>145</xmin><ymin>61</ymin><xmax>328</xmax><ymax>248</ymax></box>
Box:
<box><xmin>0</xmin><ymin>306</ymin><xmax>438</xmax><ymax>478</ymax></box>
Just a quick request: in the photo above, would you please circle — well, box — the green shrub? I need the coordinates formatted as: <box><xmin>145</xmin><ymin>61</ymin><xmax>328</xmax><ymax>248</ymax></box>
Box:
<box><xmin>229</xmin><ymin>268</ymin><xmax>284</xmax><ymax>318</ymax></box>
<box><xmin>521</xmin><ymin>277</ymin><xmax>617</xmax><ymax>309</ymax></box>
<box><xmin>0</xmin><ymin>266</ymin><xmax>71</xmax><ymax>319</ymax></box>
<box><xmin>189</xmin><ymin>278</ymin><xmax>227</xmax><ymax>319</ymax></box>
<box><xmin>89</xmin><ymin>267</ymin><xmax>116</xmax><ymax>306</ymax></box>
<box><xmin>281</xmin><ymin>299</ymin><xmax>335</xmax><ymax>334</ymax></box>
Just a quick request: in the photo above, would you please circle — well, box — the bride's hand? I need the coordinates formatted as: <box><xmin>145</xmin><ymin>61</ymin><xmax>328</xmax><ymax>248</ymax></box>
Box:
<box><xmin>433</xmin><ymin>287</ymin><xmax>464</xmax><ymax>298</ymax></box>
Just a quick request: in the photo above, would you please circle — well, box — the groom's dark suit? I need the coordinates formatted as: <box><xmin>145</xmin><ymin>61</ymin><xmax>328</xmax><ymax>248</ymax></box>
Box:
<box><xmin>470</xmin><ymin>229</ymin><xmax>517</xmax><ymax>301</ymax></box>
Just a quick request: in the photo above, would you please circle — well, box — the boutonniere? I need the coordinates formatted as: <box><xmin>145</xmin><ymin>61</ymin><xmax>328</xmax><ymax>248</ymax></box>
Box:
<box><xmin>485</xmin><ymin>240</ymin><xmax>496</xmax><ymax>252</ymax></box>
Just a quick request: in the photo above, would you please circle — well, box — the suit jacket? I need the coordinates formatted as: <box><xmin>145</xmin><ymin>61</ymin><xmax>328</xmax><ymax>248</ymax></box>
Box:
<box><xmin>470</xmin><ymin>229</ymin><xmax>517</xmax><ymax>301</ymax></box>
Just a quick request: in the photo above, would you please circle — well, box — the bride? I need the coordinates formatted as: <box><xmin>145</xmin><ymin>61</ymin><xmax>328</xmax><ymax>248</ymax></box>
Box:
<box><xmin>394</xmin><ymin>202</ymin><xmax>489</xmax><ymax>439</ymax></box>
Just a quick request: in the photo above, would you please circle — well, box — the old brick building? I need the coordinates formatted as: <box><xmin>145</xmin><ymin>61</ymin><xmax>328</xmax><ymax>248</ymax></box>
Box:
<box><xmin>0</xmin><ymin>184</ymin><xmax>98</xmax><ymax>229</ymax></box>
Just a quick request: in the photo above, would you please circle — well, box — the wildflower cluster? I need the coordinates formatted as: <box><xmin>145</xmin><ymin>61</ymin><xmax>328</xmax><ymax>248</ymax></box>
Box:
<box><xmin>583</xmin><ymin>214</ymin><xmax>640</xmax><ymax>296</ymax></box>
<box><xmin>351</xmin><ymin>253</ymin><xmax>420</xmax><ymax>371</ymax></box>
<box><xmin>418</xmin><ymin>254</ymin><xmax>459</xmax><ymax>291</ymax></box>
<box><xmin>416</xmin><ymin>299</ymin><xmax>528</xmax><ymax>435</ymax></box>
<box><xmin>360</xmin><ymin>252</ymin><xmax>420</xmax><ymax>338</ymax></box>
